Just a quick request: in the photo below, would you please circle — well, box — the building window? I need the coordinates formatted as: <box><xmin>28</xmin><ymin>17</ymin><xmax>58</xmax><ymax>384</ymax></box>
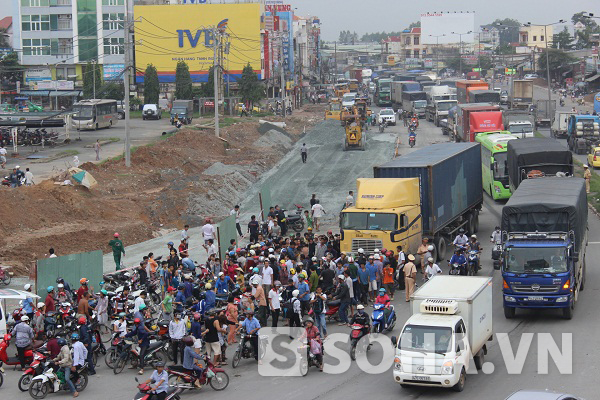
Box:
<box><xmin>51</xmin><ymin>0</ymin><xmax>72</xmax><ymax>5</ymax></box>
<box><xmin>405</xmin><ymin>37</ymin><xmax>411</xmax><ymax>45</ymax></box>
<box><xmin>54</xmin><ymin>38</ymin><xmax>73</xmax><ymax>54</ymax></box>
<box><xmin>102</xmin><ymin>13</ymin><xmax>124</xmax><ymax>30</ymax></box>
<box><xmin>414</xmin><ymin>36</ymin><xmax>419</xmax><ymax>45</ymax></box>
<box><xmin>51</xmin><ymin>14</ymin><xmax>72</xmax><ymax>30</ymax></box>
<box><xmin>103</xmin><ymin>38</ymin><xmax>124</xmax><ymax>55</ymax></box>
<box><xmin>102</xmin><ymin>0</ymin><xmax>124</xmax><ymax>5</ymax></box>
<box><xmin>22</xmin><ymin>15</ymin><xmax>50</xmax><ymax>31</ymax></box>
<box><xmin>533</xmin><ymin>35</ymin><xmax>537</xmax><ymax>41</ymax></box>
<box><xmin>413</xmin><ymin>49</ymin><xmax>419</xmax><ymax>58</ymax></box>
<box><xmin>405</xmin><ymin>50</ymin><xmax>411</xmax><ymax>58</ymax></box>
<box><xmin>540</xmin><ymin>35</ymin><xmax>544</xmax><ymax>42</ymax></box>
<box><xmin>23</xmin><ymin>38</ymin><xmax>50</xmax><ymax>56</ymax></box>
<box><xmin>21</xmin><ymin>0</ymin><xmax>50</xmax><ymax>6</ymax></box>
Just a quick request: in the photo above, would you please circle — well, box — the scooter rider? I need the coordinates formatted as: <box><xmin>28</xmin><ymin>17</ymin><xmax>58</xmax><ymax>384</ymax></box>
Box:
<box><xmin>375</xmin><ymin>288</ymin><xmax>392</xmax><ymax>328</ymax></box>
<box><xmin>449</xmin><ymin>248</ymin><xmax>468</xmax><ymax>276</ymax></box>
<box><xmin>490</xmin><ymin>226</ymin><xmax>502</xmax><ymax>244</ymax></box>
<box><xmin>182</xmin><ymin>336</ymin><xmax>204</xmax><ymax>388</ymax></box>
<box><xmin>54</xmin><ymin>337</ymin><xmax>78</xmax><ymax>397</ymax></box>
<box><xmin>142</xmin><ymin>361</ymin><xmax>170</xmax><ymax>400</ymax></box>
<box><xmin>350</xmin><ymin>304</ymin><xmax>371</xmax><ymax>338</ymax></box>
<box><xmin>468</xmin><ymin>234</ymin><xmax>482</xmax><ymax>271</ymax></box>
<box><xmin>453</xmin><ymin>228</ymin><xmax>469</xmax><ymax>249</ymax></box>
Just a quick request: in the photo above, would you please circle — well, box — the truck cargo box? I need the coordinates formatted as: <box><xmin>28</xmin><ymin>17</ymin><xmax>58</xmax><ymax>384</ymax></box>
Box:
<box><xmin>507</xmin><ymin>138</ymin><xmax>573</xmax><ymax>190</ymax></box>
<box><xmin>501</xmin><ymin>178</ymin><xmax>587</xmax><ymax>249</ymax></box>
<box><xmin>373</xmin><ymin>143</ymin><xmax>482</xmax><ymax>236</ymax></box>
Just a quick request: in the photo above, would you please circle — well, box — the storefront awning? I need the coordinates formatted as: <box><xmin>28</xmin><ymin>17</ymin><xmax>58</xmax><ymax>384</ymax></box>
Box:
<box><xmin>19</xmin><ymin>90</ymin><xmax>50</xmax><ymax>96</ymax></box>
<box><xmin>49</xmin><ymin>90</ymin><xmax>81</xmax><ymax>97</ymax></box>
<box><xmin>585</xmin><ymin>74</ymin><xmax>600</xmax><ymax>82</ymax></box>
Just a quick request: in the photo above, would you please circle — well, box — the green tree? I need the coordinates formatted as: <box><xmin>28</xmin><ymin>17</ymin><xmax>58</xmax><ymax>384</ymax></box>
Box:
<box><xmin>174</xmin><ymin>60</ymin><xmax>192</xmax><ymax>99</ymax></box>
<box><xmin>495</xmin><ymin>44</ymin><xmax>516</xmax><ymax>55</ymax></box>
<box><xmin>445</xmin><ymin>56</ymin><xmax>464</xmax><ymax>72</ymax></box>
<box><xmin>537</xmin><ymin>49</ymin><xmax>576</xmax><ymax>80</ymax></box>
<box><xmin>143</xmin><ymin>64</ymin><xmax>160</xmax><ymax>104</ymax></box>
<box><xmin>407</xmin><ymin>21</ymin><xmax>421</xmax><ymax>29</ymax></box>
<box><xmin>0</xmin><ymin>28</ymin><xmax>9</xmax><ymax>48</ymax></box>
<box><xmin>490</xmin><ymin>18</ymin><xmax>520</xmax><ymax>45</ymax></box>
<box><xmin>102</xmin><ymin>82</ymin><xmax>124</xmax><ymax>100</ymax></box>
<box><xmin>238</xmin><ymin>63</ymin><xmax>263</xmax><ymax>107</ymax></box>
<box><xmin>552</xmin><ymin>27</ymin><xmax>574</xmax><ymax>50</ymax></box>
<box><xmin>478</xmin><ymin>56</ymin><xmax>493</xmax><ymax>70</ymax></box>
<box><xmin>82</xmin><ymin>62</ymin><xmax>102</xmax><ymax>99</ymax></box>
<box><xmin>0</xmin><ymin>53</ymin><xmax>22</xmax><ymax>85</ymax></box>
<box><xmin>571</xmin><ymin>12</ymin><xmax>600</xmax><ymax>48</ymax></box>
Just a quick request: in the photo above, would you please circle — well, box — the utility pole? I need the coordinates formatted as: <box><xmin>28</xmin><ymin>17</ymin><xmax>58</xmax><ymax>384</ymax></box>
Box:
<box><xmin>334</xmin><ymin>41</ymin><xmax>337</xmax><ymax>82</ymax></box>
<box><xmin>213</xmin><ymin>27</ymin><xmax>220</xmax><ymax>137</ymax></box>
<box><xmin>280</xmin><ymin>32</ymin><xmax>286</xmax><ymax>118</ymax></box>
<box><xmin>544</xmin><ymin>25</ymin><xmax>552</xmax><ymax>107</ymax></box>
<box><xmin>124</xmin><ymin>0</ymin><xmax>131</xmax><ymax>167</ymax></box>
<box><xmin>93</xmin><ymin>59</ymin><xmax>96</xmax><ymax>99</ymax></box>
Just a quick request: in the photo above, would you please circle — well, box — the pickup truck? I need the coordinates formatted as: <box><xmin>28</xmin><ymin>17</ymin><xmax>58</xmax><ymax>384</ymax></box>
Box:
<box><xmin>392</xmin><ymin>276</ymin><xmax>493</xmax><ymax>391</ymax></box>
<box><xmin>550</xmin><ymin>111</ymin><xmax>576</xmax><ymax>138</ymax></box>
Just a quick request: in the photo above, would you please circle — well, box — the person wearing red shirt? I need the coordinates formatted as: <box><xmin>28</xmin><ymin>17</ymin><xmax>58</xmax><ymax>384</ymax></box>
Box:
<box><xmin>45</xmin><ymin>286</ymin><xmax>56</xmax><ymax>313</ymax></box>
<box><xmin>300</xmin><ymin>318</ymin><xmax>323</xmax><ymax>371</ymax></box>
<box><xmin>76</xmin><ymin>278</ymin><xmax>91</xmax><ymax>303</ymax></box>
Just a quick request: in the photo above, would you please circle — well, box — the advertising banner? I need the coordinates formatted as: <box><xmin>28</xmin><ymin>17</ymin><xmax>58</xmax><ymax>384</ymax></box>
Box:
<box><xmin>134</xmin><ymin>3</ymin><xmax>262</xmax><ymax>83</ymax></box>
<box><xmin>25</xmin><ymin>68</ymin><xmax>52</xmax><ymax>83</ymax></box>
<box><xmin>104</xmin><ymin>64</ymin><xmax>125</xmax><ymax>81</ymax></box>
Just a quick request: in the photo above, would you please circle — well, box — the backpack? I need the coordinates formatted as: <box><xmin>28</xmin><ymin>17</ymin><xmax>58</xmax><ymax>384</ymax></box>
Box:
<box><xmin>283</xmin><ymin>298</ymin><xmax>297</xmax><ymax>315</ymax></box>
<box><xmin>313</xmin><ymin>297</ymin><xmax>324</xmax><ymax>314</ymax></box>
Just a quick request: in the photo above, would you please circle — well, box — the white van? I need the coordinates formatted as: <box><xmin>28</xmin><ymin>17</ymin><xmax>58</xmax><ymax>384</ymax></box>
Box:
<box><xmin>0</xmin><ymin>289</ymin><xmax>41</xmax><ymax>336</ymax></box>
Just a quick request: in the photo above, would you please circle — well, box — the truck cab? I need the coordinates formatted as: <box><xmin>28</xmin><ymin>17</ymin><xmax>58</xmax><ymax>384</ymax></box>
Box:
<box><xmin>566</xmin><ymin>115</ymin><xmax>600</xmax><ymax>155</ymax></box>
<box><xmin>393</xmin><ymin>276</ymin><xmax>493</xmax><ymax>392</ymax></box>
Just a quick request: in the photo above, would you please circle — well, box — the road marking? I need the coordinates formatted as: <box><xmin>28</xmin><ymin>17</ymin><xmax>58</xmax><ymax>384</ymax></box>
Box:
<box><xmin>588</xmin><ymin>242</ymin><xmax>600</xmax><ymax>244</ymax></box>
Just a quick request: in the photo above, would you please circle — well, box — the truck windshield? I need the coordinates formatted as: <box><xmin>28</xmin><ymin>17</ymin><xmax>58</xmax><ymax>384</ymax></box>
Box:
<box><xmin>414</xmin><ymin>100</ymin><xmax>427</xmax><ymax>109</ymax></box>
<box><xmin>504</xmin><ymin>247</ymin><xmax>568</xmax><ymax>273</ymax></box>
<box><xmin>492</xmin><ymin>152</ymin><xmax>508</xmax><ymax>180</ymax></box>
<box><xmin>400</xmin><ymin>325</ymin><xmax>453</xmax><ymax>354</ymax></box>
<box><xmin>437</xmin><ymin>102</ymin><xmax>455</xmax><ymax>111</ymax></box>
<box><xmin>172</xmin><ymin>108</ymin><xmax>186</xmax><ymax>114</ymax></box>
<box><xmin>341</xmin><ymin>212</ymin><xmax>397</xmax><ymax>231</ymax></box>
<box><xmin>508</xmin><ymin>123</ymin><xmax>533</xmax><ymax>135</ymax></box>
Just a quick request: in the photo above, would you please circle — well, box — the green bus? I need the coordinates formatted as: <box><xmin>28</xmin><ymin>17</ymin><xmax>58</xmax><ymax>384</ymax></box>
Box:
<box><xmin>375</xmin><ymin>78</ymin><xmax>392</xmax><ymax>107</ymax></box>
<box><xmin>475</xmin><ymin>131</ymin><xmax>519</xmax><ymax>200</ymax></box>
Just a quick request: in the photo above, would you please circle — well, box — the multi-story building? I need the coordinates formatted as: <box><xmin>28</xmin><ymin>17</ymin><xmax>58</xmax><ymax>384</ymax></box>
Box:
<box><xmin>519</xmin><ymin>25</ymin><xmax>553</xmax><ymax>49</ymax></box>
<box><xmin>12</xmin><ymin>0</ymin><xmax>128</xmax><ymax>90</ymax></box>
<box><xmin>479</xmin><ymin>25</ymin><xmax>500</xmax><ymax>49</ymax></box>
<box><xmin>383</xmin><ymin>27</ymin><xmax>429</xmax><ymax>66</ymax></box>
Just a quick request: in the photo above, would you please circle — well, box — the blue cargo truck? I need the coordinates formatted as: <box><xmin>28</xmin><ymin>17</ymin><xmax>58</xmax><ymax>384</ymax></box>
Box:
<box><xmin>501</xmin><ymin>177</ymin><xmax>587</xmax><ymax>319</ymax></box>
<box><xmin>373</xmin><ymin>143</ymin><xmax>483</xmax><ymax>261</ymax></box>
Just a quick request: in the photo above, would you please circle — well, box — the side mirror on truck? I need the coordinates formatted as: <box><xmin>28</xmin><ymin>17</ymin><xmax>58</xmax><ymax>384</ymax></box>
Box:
<box><xmin>391</xmin><ymin>336</ymin><xmax>397</xmax><ymax>347</ymax></box>
<box><xmin>570</xmin><ymin>252</ymin><xmax>579</xmax><ymax>262</ymax></box>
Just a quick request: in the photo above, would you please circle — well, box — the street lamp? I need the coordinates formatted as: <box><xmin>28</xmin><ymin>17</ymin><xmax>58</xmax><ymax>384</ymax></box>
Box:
<box><xmin>429</xmin><ymin>34</ymin><xmax>445</xmax><ymax>75</ymax></box>
<box><xmin>451</xmin><ymin>31</ymin><xmax>472</xmax><ymax>75</ymax></box>
<box><xmin>523</xmin><ymin>20</ymin><xmax>565</xmax><ymax>111</ymax></box>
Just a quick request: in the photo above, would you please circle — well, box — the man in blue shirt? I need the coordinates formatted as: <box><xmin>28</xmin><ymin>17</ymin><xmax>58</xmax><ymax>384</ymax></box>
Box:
<box><xmin>125</xmin><ymin>318</ymin><xmax>150</xmax><ymax>374</ymax></box>
<box><xmin>357</xmin><ymin>261</ymin><xmax>369</xmax><ymax>305</ymax></box>
<box><xmin>204</xmin><ymin>283</ymin><xmax>216</xmax><ymax>311</ymax></box>
<box><xmin>297</xmin><ymin>275</ymin><xmax>311</xmax><ymax>315</ymax></box>
<box><xmin>23</xmin><ymin>284</ymin><xmax>36</xmax><ymax>320</ymax></box>
<box><xmin>182</xmin><ymin>336</ymin><xmax>204</xmax><ymax>388</ymax></box>
<box><xmin>174</xmin><ymin>286</ymin><xmax>186</xmax><ymax>313</ymax></box>
<box><xmin>215</xmin><ymin>272</ymin><xmax>231</xmax><ymax>295</ymax></box>
<box><xmin>449</xmin><ymin>248</ymin><xmax>467</xmax><ymax>276</ymax></box>
<box><xmin>181</xmin><ymin>257</ymin><xmax>195</xmax><ymax>272</ymax></box>
<box><xmin>365</xmin><ymin>256</ymin><xmax>378</xmax><ymax>302</ymax></box>
<box><xmin>240</xmin><ymin>310</ymin><xmax>261</xmax><ymax>362</ymax></box>
<box><xmin>143</xmin><ymin>362</ymin><xmax>169</xmax><ymax>398</ymax></box>
<box><xmin>183</xmin><ymin>276</ymin><xmax>193</xmax><ymax>299</ymax></box>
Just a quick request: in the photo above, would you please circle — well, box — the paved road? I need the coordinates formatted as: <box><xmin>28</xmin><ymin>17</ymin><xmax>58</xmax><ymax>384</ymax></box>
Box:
<box><xmin>3</xmin><ymin>100</ymin><xmax>597</xmax><ymax>399</ymax></box>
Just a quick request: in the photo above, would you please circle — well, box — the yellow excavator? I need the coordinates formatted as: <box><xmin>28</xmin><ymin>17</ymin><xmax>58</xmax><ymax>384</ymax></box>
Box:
<box><xmin>334</xmin><ymin>83</ymin><xmax>350</xmax><ymax>98</ymax></box>
<box><xmin>342</xmin><ymin>111</ymin><xmax>365</xmax><ymax>151</ymax></box>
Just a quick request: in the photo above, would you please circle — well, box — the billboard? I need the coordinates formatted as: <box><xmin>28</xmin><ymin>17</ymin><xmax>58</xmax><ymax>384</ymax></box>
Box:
<box><xmin>134</xmin><ymin>3</ymin><xmax>262</xmax><ymax>83</ymax></box>
<box><xmin>104</xmin><ymin>64</ymin><xmax>125</xmax><ymax>81</ymax></box>
<box><xmin>25</xmin><ymin>68</ymin><xmax>52</xmax><ymax>83</ymax></box>
<box><xmin>265</xmin><ymin>7</ymin><xmax>295</xmax><ymax>75</ymax></box>
<box><xmin>421</xmin><ymin>12</ymin><xmax>475</xmax><ymax>45</ymax></box>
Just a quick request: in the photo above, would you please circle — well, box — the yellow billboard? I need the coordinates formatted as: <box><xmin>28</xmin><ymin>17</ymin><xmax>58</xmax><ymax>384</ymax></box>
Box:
<box><xmin>134</xmin><ymin>3</ymin><xmax>262</xmax><ymax>83</ymax></box>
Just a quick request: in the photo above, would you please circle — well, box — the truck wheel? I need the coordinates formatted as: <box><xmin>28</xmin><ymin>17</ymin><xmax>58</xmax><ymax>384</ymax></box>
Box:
<box><xmin>435</xmin><ymin>118</ymin><xmax>439</xmax><ymax>127</ymax></box>
<box><xmin>580</xmin><ymin>261</ymin><xmax>586</xmax><ymax>291</ymax></box>
<box><xmin>452</xmin><ymin>368</ymin><xmax>466</xmax><ymax>392</ymax></box>
<box><xmin>562</xmin><ymin>303</ymin><xmax>574</xmax><ymax>320</ymax></box>
<box><xmin>504</xmin><ymin>306</ymin><xmax>515</xmax><ymax>319</ymax></box>
<box><xmin>472</xmin><ymin>213</ymin><xmax>480</xmax><ymax>233</ymax></box>
<box><xmin>434</xmin><ymin>236</ymin><xmax>446</xmax><ymax>262</ymax></box>
<box><xmin>474</xmin><ymin>350</ymin><xmax>484</xmax><ymax>370</ymax></box>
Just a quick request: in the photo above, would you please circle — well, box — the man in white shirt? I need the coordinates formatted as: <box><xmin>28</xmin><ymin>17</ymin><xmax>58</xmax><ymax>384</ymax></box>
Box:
<box><xmin>230</xmin><ymin>205</ymin><xmax>243</xmax><ymax>237</ymax></box>
<box><xmin>268</xmin><ymin>282</ymin><xmax>281</xmax><ymax>327</ymax></box>
<box><xmin>262</xmin><ymin>260</ymin><xmax>273</xmax><ymax>293</ymax></box>
<box><xmin>181</xmin><ymin>224</ymin><xmax>190</xmax><ymax>243</ymax></box>
<box><xmin>345</xmin><ymin>191</ymin><xmax>354</xmax><ymax>208</ymax></box>
<box><xmin>201</xmin><ymin>218</ymin><xmax>216</xmax><ymax>244</ymax></box>
<box><xmin>48</xmin><ymin>248</ymin><xmax>58</xmax><ymax>258</ymax></box>
<box><xmin>0</xmin><ymin>146</ymin><xmax>6</xmax><ymax>169</ymax></box>
<box><xmin>72</xmin><ymin>334</ymin><xmax>88</xmax><ymax>369</ymax></box>
<box><xmin>425</xmin><ymin>257</ymin><xmax>442</xmax><ymax>281</ymax></box>
<box><xmin>133</xmin><ymin>292</ymin><xmax>147</xmax><ymax>313</ymax></box>
<box><xmin>24</xmin><ymin>168</ymin><xmax>34</xmax><ymax>186</ymax></box>
<box><xmin>311</xmin><ymin>201</ymin><xmax>325</xmax><ymax>232</ymax></box>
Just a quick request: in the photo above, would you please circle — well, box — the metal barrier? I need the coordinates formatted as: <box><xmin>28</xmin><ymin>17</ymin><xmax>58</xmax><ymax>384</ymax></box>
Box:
<box><xmin>216</xmin><ymin>215</ymin><xmax>237</xmax><ymax>261</ymax></box>
<box><xmin>259</xmin><ymin>183</ymin><xmax>272</xmax><ymax>221</ymax></box>
<box><xmin>35</xmin><ymin>250</ymin><xmax>103</xmax><ymax>298</ymax></box>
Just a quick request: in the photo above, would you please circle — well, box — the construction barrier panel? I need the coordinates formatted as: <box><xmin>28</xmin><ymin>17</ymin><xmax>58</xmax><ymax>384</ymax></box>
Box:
<box><xmin>36</xmin><ymin>250</ymin><xmax>103</xmax><ymax>298</ymax></box>
<box><xmin>216</xmin><ymin>214</ymin><xmax>237</xmax><ymax>261</ymax></box>
<box><xmin>259</xmin><ymin>183</ymin><xmax>272</xmax><ymax>221</ymax></box>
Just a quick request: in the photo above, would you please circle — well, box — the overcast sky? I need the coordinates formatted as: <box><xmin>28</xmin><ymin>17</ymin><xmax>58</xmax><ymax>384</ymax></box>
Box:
<box><xmin>294</xmin><ymin>0</ymin><xmax>599</xmax><ymax>40</ymax></box>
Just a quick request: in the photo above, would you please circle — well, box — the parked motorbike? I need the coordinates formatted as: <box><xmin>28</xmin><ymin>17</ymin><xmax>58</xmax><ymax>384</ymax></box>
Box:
<box><xmin>113</xmin><ymin>338</ymin><xmax>169</xmax><ymax>374</ymax></box>
<box><xmin>232</xmin><ymin>333</ymin><xmax>267</xmax><ymax>368</ymax></box>
<box><xmin>28</xmin><ymin>362</ymin><xmax>88</xmax><ymax>399</ymax></box>
<box><xmin>167</xmin><ymin>355</ymin><xmax>229</xmax><ymax>391</ymax></box>
<box><xmin>284</xmin><ymin>204</ymin><xmax>305</xmax><ymax>233</ymax></box>
<box><xmin>19</xmin><ymin>349</ymin><xmax>48</xmax><ymax>392</ymax></box>
<box><xmin>0</xmin><ymin>333</ymin><xmax>36</xmax><ymax>367</ymax></box>
<box><xmin>349</xmin><ymin>324</ymin><xmax>371</xmax><ymax>360</ymax></box>
<box><xmin>0</xmin><ymin>266</ymin><xmax>11</xmax><ymax>285</ymax></box>
<box><xmin>371</xmin><ymin>303</ymin><xmax>396</xmax><ymax>334</ymax></box>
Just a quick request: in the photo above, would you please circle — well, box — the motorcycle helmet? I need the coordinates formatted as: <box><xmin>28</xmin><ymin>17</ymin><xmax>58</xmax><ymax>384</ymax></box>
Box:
<box><xmin>289</xmin><ymin>268</ymin><xmax>296</xmax><ymax>275</ymax></box>
<box><xmin>357</xmin><ymin>248</ymin><xmax>364</xmax><ymax>254</ymax></box>
<box><xmin>252</xmin><ymin>267</ymin><xmax>259</xmax><ymax>274</ymax></box>
<box><xmin>56</xmin><ymin>277</ymin><xmax>64</xmax><ymax>284</ymax></box>
<box><xmin>57</xmin><ymin>338</ymin><xmax>67</xmax><ymax>346</ymax></box>
<box><xmin>37</xmin><ymin>302</ymin><xmax>45</xmax><ymax>308</ymax></box>
<box><xmin>78</xmin><ymin>316</ymin><xmax>87</xmax><ymax>325</ymax></box>
<box><xmin>134</xmin><ymin>318</ymin><xmax>141</xmax><ymax>324</ymax></box>
<box><xmin>21</xmin><ymin>315</ymin><xmax>30</xmax><ymax>322</ymax></box>
<box><xmin>292</xmin><ymin>289</ymin><xmax>300</xmax><ymax>298</ymax></box>
<box><xmin>100</xmin><ymin>289</ymin><xmax>108</xmax><ymax>295</ymax></box>
<box><xmin>155</xmin><ymin>361</ymin><xmax>165</xmax><ymax>368</ymax></box>
<box><xmin>427</xmin><ymin>245</ymin><xmax>434</xmax><ymax>252</ymax></box>
<box><xmin>71</xmin><ymin>333</ymin><xmax>80</xmax><ymax>341</ymax></box>
<box><xmin>249</xmin><ymin>250</ymin><xmax>256</xmax><ymax>256</ymax></box>
<box><xmin>259</xmin><ymin>242</ymin><xmax>265</xmax><ymax>246</ymax></box>
<box><xmin>229</xmin><ymin>251</ymin><xmax>235</xmax><ymax>256</ymax></box>
<box><xmin>47</xmin><ymin>286</ymin><xmax>54</xmax><ymax>292</ymax></box>
<box><xmin>99</xmin><ymin>281</ymin><xmax>105</xmax><ymax>286</ymax></box>
<box><xmin>193</xmin><ymin>313</ymin><xmax>201</xmax><ymax>320</ymax></box>
<box><xmin>114</xmin><ymin>233</ymin><xmax>120</xmax><ymax>238</ymax></box>
<box><xmin>183</xmin><ymin>336</ymin><xmax>194</xmax><ymax>346</ymax></box>
<box><xmin>24</xmin><ymin>283</ymin><xmax>31</xmax><ymax>291</ymax></box>
<box><xmin>471</xmin><ymin>234</ymin><xmax>477</xmax><ymax>239</ymax></box>
<box><xmin>379</xmin><ymin>288</ymin><xmax>386</xmax><ymax>294</ymax></box>
<box><xmin>118</xmin><ymin>312</ymin><xmax>126</xmax><ymax>318</ymax></box>
<box><xmin>428</xmin><ymin>257</ymin><xmax>434</xmax><ymax>263</ymax></box>
<box><xmin>79</xmin><ymin>278</ymin><xmax>89</xmax><ymax>285</ymax></box>
<box><xmin>459</xmin><ymin>228</ymin><xmax>465</xmax><ymax>234</ymax></box>
<box><xmin>57</xmin><ymin>284</ymin><xmax>64</xmax><ymax>289</ymax></box>
<box><xmin>167</xmin><ymin>241</ymin><xmax>174</xmax><ymax>246</ymax></box>
<box><xmin>374</xmin><ymin>248</ymin><xmax>380</xmax><ymax>253</ymax></box>
<box><xmin>303</xmin><ymin>317</ymin><xmax>314</xmax><ymax>325</ymax></box>
<box><xmin>205</xmin><ymin>283</ymin><xmax>212</xmax><ymax>290</ymax></box>
<box><xmin>268</xmin><ymin>248</ymin><xmax>274</xmax><ymax>253</ymax></box>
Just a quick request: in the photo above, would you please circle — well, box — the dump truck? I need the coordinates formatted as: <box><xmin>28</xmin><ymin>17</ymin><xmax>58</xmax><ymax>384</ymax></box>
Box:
<box><xmin>507</xmin><ymin>138</ymin><xmax>574</xmax><ymax>192</ymax></box>
<box><xmin>550</xmin><ymin>111</ymin><xmax>576</xmax><ymax>138</ymax></box>
<box><xmin>456</xmin><ymin>80</ymin><xmax>489</xmax><ymax>104</ymax></box>
<box><xmin>455</xmin><ymin>103</ymin><xmax>503</xmax><ymax>142</ymax></box>
<box><xmin>391</xmin><ymin>81</ymin><xmax>421</xmax><ymax>110</ymax></box>
<box><xmin>340</xmin><ymin>143</ymin><xmax>483</xmax><ymax>262</ymax></box>
<box><xmin>170</xmin><ymin>100</ymin><xmax>193</xmax><ymax>125</ymax></box>
<box><xmin>425</xmin><ymin>99</ymin><xmax>458</xmax><ymax>127</ymax></box>
<box><xmin>566</xmin><ymin>114</ymin><xmax>600</xmax><ymax>154</ymax></box>
<box><xmin>501</xmin><ymin>178</ymin><xmax>587</xmax><ymax>320</ymax></box>
<box><xmin>508</xmin><ymin>80</ymin><xmax>533</xmax><ymax>110</ymax></box>
<box><xmin>392</xmin><ymin>276</ymin><xmax>493</xmax><ymax>391</ymax></box>
<box><xmin>402</xmin><ymin>91</ymin><xmax>427</xmax><ymax>118</ymax></box>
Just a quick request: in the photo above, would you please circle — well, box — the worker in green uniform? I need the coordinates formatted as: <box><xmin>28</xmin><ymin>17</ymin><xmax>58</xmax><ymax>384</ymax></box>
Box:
<box><xmin>109</xmin><ymin>232</ymin><xmax>125</xmax><ymax>270</ymax></box>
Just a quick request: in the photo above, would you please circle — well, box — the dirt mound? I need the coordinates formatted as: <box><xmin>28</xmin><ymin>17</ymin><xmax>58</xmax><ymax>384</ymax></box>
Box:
<box><xmin>1</xmin><ymin>112</ymin><xmax>320</xmax><ymax>272</ymax></box>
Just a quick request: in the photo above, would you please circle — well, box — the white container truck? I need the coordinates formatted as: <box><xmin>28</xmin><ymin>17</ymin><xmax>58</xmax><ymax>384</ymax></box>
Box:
<box><xmin>392</xmin><ymin>276</ymin><xmax>493</xmax><ymax>392</ymax></box>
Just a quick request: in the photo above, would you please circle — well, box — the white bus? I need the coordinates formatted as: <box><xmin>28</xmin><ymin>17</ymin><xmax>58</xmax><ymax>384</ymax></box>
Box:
<box><xmin>72</xmin><ymin>99</ymin><xmax>119</xmax><ymax>130</ymax></box>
